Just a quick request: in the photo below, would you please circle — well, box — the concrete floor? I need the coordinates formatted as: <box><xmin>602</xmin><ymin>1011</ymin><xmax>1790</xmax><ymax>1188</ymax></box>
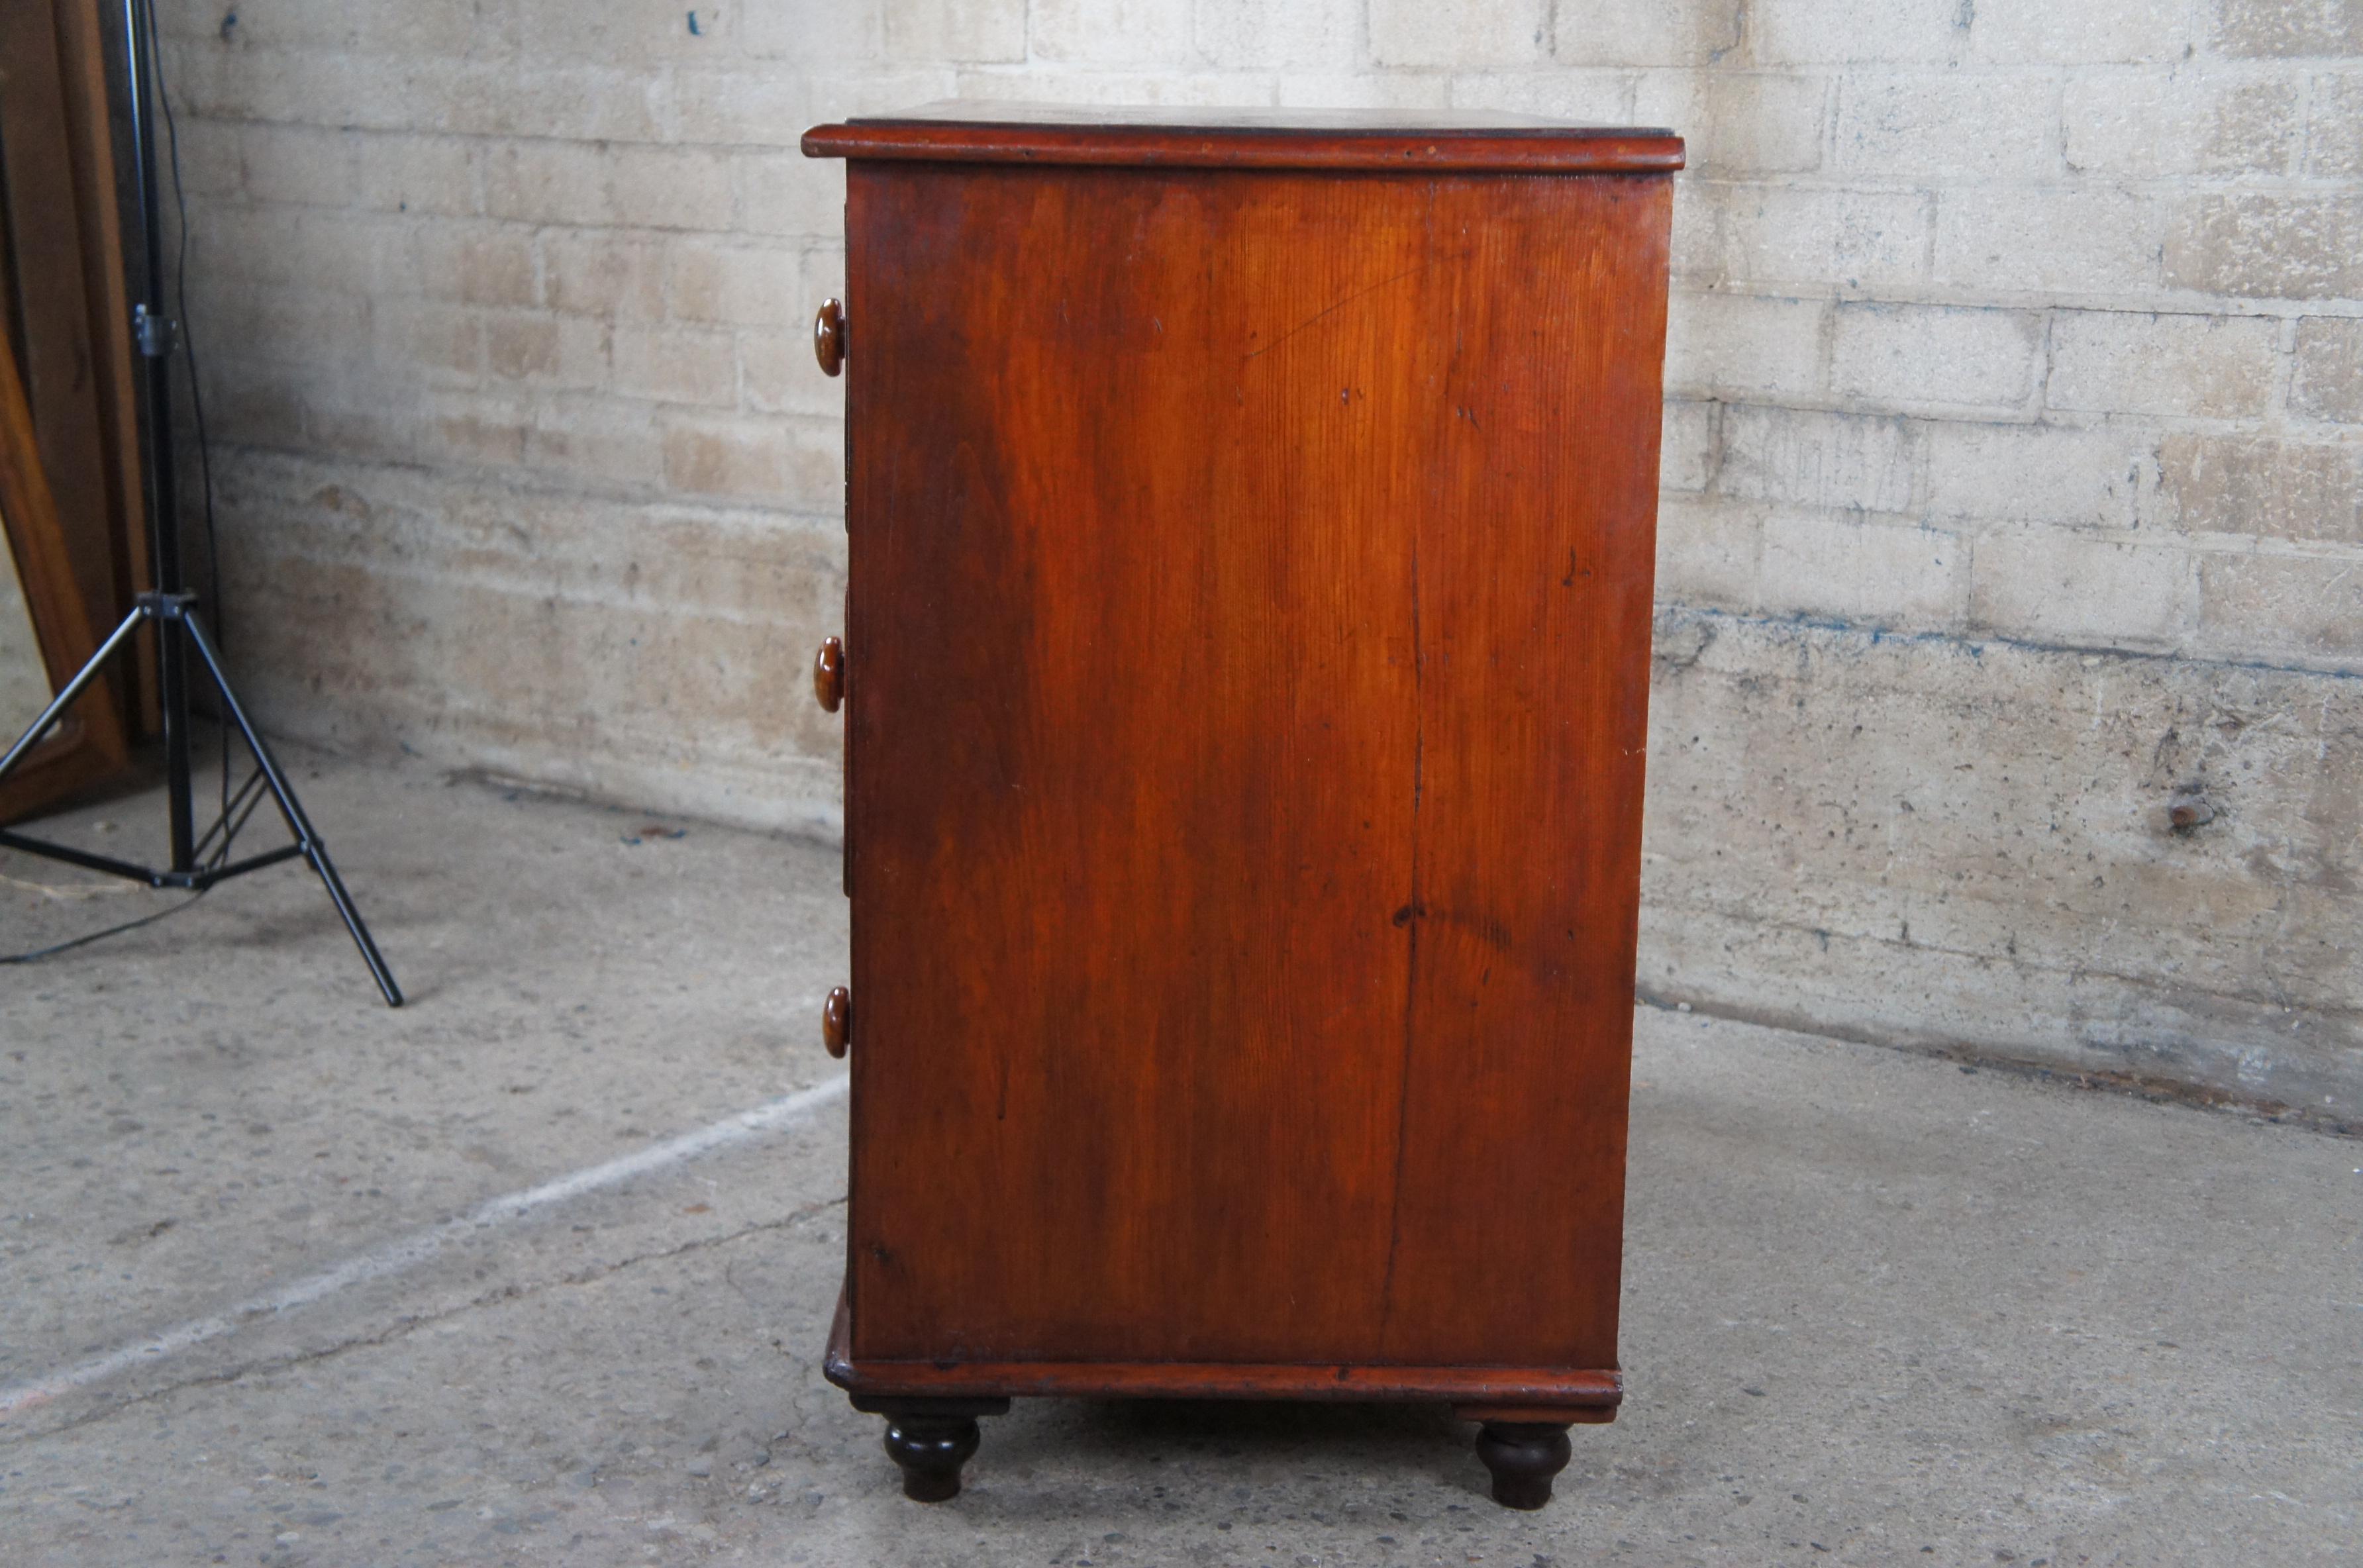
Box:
<box><xmin>1</xmin><ymin>748</ymin><xmax>2356</xmax><ymax>1567</ymax></box>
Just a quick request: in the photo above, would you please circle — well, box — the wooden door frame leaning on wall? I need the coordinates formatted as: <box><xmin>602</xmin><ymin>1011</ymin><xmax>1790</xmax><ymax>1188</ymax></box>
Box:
<box><xmin>0</xmin><ymin>311</ymin><xmax>129</xmax><ymax>818</ymax></box>
<box><xmin>0</xmin><ymin>0</ymin><xmax>152</xmax><ymax>821</ymax></box>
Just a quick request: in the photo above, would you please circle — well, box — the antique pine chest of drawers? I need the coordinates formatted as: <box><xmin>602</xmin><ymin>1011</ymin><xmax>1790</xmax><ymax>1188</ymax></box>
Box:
<box><xmin>800</xmin><ymin>105</ymin><xmax>1681</xmax><ymax>1510</ymax></box>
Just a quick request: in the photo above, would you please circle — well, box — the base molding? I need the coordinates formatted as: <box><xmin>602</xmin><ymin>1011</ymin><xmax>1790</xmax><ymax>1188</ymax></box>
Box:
<box><xmin>824</xmin><ymin>1291</ymin><xmax>1621</xmax><ymax>1410</ymax></box>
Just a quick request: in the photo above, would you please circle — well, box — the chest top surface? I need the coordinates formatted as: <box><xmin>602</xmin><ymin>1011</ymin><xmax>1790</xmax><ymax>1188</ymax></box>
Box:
<box><xmin>801</xmin><ymin>101</ymin><xmax>1684</xmax><ymax>173</ymax></box>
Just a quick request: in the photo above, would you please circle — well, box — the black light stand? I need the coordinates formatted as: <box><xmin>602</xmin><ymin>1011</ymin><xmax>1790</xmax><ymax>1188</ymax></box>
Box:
<box><xmin>0</xmin><ymin>0</ymin><xmax>401</xmax><ymax>1006</ymax></box>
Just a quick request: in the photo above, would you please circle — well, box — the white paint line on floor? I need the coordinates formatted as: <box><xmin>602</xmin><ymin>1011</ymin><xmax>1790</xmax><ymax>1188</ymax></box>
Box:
<box><xmin>0</xmin><ymin>1073</ymin><xmax>850</xmax><ymax>1423</ymax></box>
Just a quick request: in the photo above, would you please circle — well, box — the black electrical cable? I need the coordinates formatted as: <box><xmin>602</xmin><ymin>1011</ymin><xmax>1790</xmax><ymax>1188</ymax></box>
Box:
<box><xmin>0</xmin><ymin>887</ymin><xmax>209</xmax><ymax>965</ymax></box>
<box><xmin>144</xmin><ymin>0</ymin><xmax>221</xmax><ymax>639</ymax></box>
<box><xmin>140</xmin><ymin>0</ymin><xmax>237</xmax><ymax>846</ymax></box>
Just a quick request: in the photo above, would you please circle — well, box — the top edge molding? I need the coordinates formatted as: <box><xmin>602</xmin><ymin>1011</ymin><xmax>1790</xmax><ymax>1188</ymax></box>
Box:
<box><xmin>803</xmin><ymin>103</ymin><xmax>1685</xmax><ymax>173</ymax></box>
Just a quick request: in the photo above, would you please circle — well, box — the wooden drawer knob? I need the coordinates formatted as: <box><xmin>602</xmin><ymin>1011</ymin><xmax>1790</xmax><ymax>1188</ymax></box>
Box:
<box><xmin>814</xmin><ymin>298</ymin><xmax>846</xmax><ymax>377</ymax></box>
<box><xmin>821</xmin><ymin>986</ymin><xmax>850</xmax><ymax>1057</ymax></box>
<box><xmin>814</xmin><ymin>636</ymin><xmax>844</xmax><ymax>712</ymax></box>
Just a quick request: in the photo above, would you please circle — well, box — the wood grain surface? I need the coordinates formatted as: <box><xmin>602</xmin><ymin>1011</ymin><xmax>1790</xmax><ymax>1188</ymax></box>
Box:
<box><xmin>0</xmin><ymin>0</ymin><xmax>120</xmax><ymax>636</ymax></box>
<box><xmin>0</xmin><ymin>0</ymin><xmax>152</xmax><ymax>793</ymax></box>
<box><xmin>0</xmin><ymin>308</ymin><xmax>130</xmax><ymax>818</ymax></box>
<box><xmin>834</xmin><ymin>156</ymin><xmax>1670</xmax><ymax>1382</ymax></box>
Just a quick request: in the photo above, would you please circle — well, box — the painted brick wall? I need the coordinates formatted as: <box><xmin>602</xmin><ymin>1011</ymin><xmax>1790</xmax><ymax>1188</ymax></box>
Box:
<box><xmin>157</xmin><ymin>0</ymin><xmax>2361</xmax><ymax>1116</ymax></box>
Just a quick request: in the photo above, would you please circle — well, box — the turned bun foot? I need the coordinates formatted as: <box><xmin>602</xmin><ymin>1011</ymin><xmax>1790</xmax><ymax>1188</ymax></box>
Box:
<box><xmin>1474</xmin><ymin>1420</ymin><xmax>1574</xmax><ymax>1510</ymax></box>
<box><xmin>883</xmin><ymin>1414</ymin><xmax>980</xmax><ymax>1501</ymax></box>
<box><xmin>850</xmin><ymin>1395</ymin><xmax>1010</xmax><ymax>1502</ymax></box>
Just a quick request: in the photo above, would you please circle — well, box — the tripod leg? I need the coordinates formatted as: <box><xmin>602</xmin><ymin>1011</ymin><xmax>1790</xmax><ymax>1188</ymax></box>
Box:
<box><xmin>297</xmin><ymin>839</ymin><xmax>404</xmax><ymax>1008</ymax></box>
<box><xmin>177</xmin><ymin>612</ymin><xmax>405</xmax><ymax>1007</ymax></box>
<box><xmin>0</xmin><ymin>607</ymin><xmax>148</xmax><ymax>782</ymax></box>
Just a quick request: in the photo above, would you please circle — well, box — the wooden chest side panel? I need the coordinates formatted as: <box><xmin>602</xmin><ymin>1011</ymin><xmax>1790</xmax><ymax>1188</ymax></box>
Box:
<box><xmin>844</xmin><ymin>164</ymin><xmax>1669</xmax><ymax>1369</ymax></box>
<box><xmin>1379</xmin><ymin>175</ymin><xmax>1670</xmax><ymax>1367</ymax></box>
